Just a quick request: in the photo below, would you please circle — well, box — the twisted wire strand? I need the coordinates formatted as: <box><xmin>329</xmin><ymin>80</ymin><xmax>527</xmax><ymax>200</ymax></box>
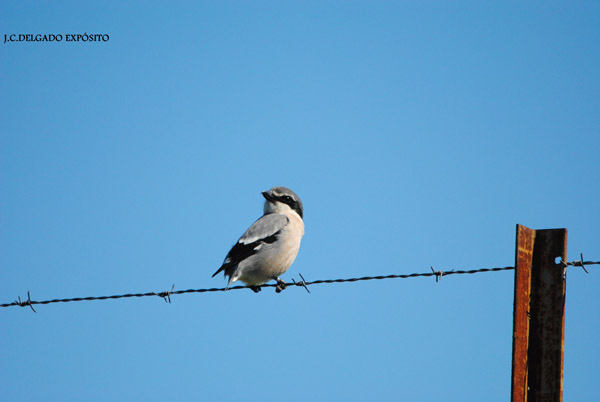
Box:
<box><xmin>1</xmin><ymin>261</ymin><xmax>598</xmax><ymax>310</ymax></box>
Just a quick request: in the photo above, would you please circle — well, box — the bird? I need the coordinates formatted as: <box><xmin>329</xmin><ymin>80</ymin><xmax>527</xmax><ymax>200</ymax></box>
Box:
<box><xmin>212</xmin><ymin>186</ymin><xmax>304</xmax><ymax>293</ymax></box>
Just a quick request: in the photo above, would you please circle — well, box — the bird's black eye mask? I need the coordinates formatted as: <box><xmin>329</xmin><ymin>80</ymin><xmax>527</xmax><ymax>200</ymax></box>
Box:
<box><xmin>276</xmin><ymin>195</ymin><xmax>303</xmax><ymax>219</ymax></box>
<box><xmin>263</xmin><ymin>189</ymin><xmax>303</xmax><ymax>219</ymax></box>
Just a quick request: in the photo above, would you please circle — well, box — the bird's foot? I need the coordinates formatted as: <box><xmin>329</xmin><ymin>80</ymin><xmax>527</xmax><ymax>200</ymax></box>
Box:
<box><xmin>250</xmin><ymin>286</ymin><xmax>262</xmax><ymax>293</ymax></box>
<box><xmin>275</xmin><ymin>278</ymin><xmax>287</xmax><ymax>293</ymax></box>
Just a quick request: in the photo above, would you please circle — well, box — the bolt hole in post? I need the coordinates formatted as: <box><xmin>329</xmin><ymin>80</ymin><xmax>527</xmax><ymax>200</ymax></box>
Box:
<box><xmin>555</xmin><ymin>256</ymin><xmax>562</xmax><ymax>265</ymax></box>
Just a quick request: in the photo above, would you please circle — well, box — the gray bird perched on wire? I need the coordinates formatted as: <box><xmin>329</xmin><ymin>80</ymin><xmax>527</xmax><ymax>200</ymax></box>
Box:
<box><xmin>212</xmin><ymin>186</ymin><xmax>305</xmax><ymax>293</ymax></box>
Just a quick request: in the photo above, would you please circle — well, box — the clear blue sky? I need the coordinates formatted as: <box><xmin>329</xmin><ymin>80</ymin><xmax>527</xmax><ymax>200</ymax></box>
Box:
<box><xmin>1</xmin><ymin>2</ymin><xmax>599</xmax><ymax>401</ymax></box>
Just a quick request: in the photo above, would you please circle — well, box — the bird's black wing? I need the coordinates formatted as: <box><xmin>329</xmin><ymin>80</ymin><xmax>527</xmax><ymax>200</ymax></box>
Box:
<box><xmin>212</xmin><ymin>214</ymin><xmax>289</xmax><ymax>278</ymax></box>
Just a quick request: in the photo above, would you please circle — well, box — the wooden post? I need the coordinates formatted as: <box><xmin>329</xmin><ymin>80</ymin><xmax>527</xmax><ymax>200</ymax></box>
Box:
<box><xmin>511</xmin><ymin>225</ymin><xmax>567</xmax><ymax>402</ymax></box>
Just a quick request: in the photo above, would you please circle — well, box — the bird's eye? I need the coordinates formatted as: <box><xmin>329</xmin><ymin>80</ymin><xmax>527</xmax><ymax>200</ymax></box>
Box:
<box><xmin>283</xmin><ymin>195</ymin><xmax>293</xmax><ymax>202</ymax></box>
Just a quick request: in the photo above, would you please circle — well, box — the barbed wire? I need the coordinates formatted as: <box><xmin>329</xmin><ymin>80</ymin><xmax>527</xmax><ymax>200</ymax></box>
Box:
<box><xmin>1</xmin><ymin>258</ymin><xmax>598</xmax><ymax>312</ymax></box>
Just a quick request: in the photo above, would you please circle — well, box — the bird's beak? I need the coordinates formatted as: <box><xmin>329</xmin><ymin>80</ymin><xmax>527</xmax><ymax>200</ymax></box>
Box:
<box><xmin>262</xmin><ymin>191</ymin><xmax>274</xmax><ymax>201</ymax></box>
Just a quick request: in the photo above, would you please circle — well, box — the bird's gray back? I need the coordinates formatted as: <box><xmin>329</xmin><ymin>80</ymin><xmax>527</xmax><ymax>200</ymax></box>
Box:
<box><xmin>239</xmin><ymin>213</ymin><xmax>289</xmax><ymax>244</ymax></box>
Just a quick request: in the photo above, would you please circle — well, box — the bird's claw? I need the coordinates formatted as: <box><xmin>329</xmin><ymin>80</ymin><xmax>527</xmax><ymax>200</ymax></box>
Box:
<box><xmin>250</xmin><ymin>286</ymin><xmax>262</xmax><ymax>293</ymax></box>
<box><xmin>275</xmin><ymin>278</ymin><xmax>287</xmax><ymax>293</ymax></box>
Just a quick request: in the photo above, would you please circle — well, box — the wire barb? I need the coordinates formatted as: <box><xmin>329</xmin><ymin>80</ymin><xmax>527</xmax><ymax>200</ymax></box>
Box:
<box><xmin>16</xmin><ymin>291</ymin><xmax>36</xmax><ymax>313</ymax></box>
<box><xmin>572</xmin><ymin>253</ymin><xmax>589</xmax><ymax>274</ymax></box>
<box><xmin>157</xmin><ymin>284</ymin><xmax>175</xmax><ymax>303</ymax></box>
<box><xmin>298</xmin><ymin>273</ymin><xmax>311</xmax><ymax>293</ymax></box>
<box><xmin>430</xmin><ymin>266</ymin><xmax>447</xmax><ymax>283</ymax></box>
<box><xmin>291</xmin><ymin>274</ymin><xmax>311</xmax><ymax>293</ymax></box>
<box><xmin>561</xmin><ymin>254</ymin><xmax>598</xmax><ymax>273</ymax></box>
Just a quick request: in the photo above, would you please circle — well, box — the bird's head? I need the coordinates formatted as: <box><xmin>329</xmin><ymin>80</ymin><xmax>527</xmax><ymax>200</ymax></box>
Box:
<box><xmin>262</xmin><ymin>186</ymin><xmax>303</xmax><ymax>219</ymax></box>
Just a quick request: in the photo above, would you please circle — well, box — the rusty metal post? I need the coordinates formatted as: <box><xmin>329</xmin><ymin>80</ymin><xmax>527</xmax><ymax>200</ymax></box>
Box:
<box><xmin>511</xmin><ymin>224</ymin><xmax>567</xmax><ymax>402</ymax></box>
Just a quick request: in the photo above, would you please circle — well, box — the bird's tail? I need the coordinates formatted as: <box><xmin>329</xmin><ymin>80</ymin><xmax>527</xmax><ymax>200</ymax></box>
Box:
<box><xmin>212</xmin><ymin>265</ymin><xmax>225</xmax><ymax>278</ymax></box>
<box><xmin>213</xmin><ymin>264</ymin><xmax>239</xmax><ymax>291</ymax></box>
